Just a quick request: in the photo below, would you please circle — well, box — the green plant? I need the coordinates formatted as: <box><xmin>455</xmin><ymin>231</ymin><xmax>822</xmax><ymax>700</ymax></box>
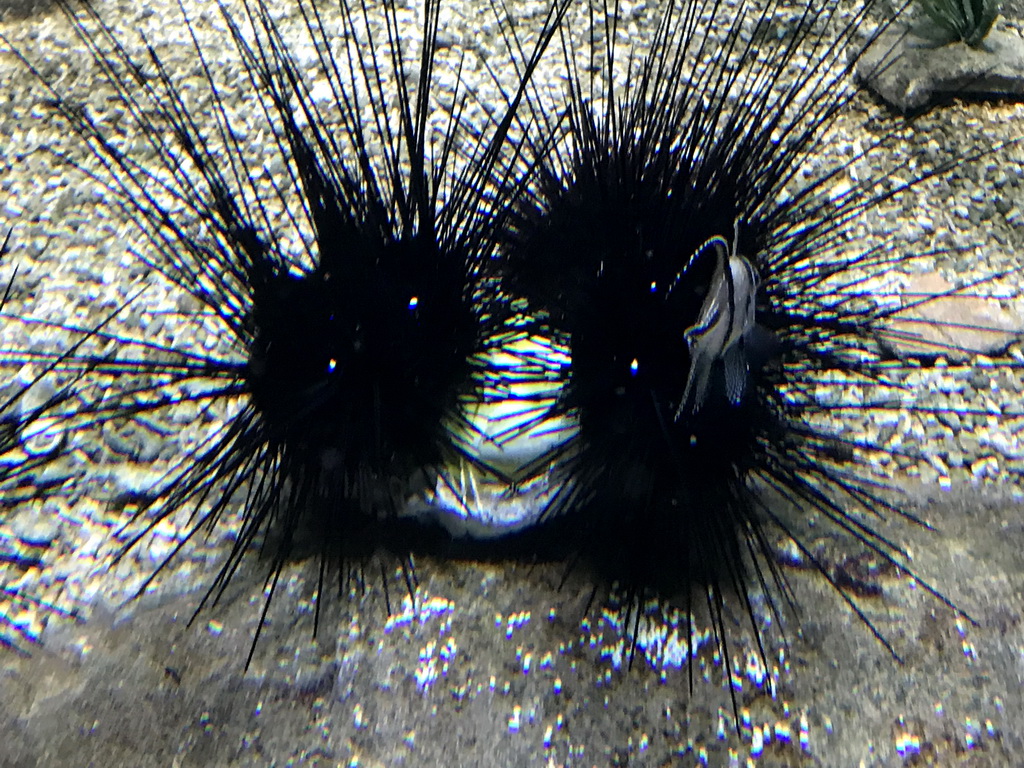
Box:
<box><xmin>916</xmin><ymin>0</ymin><xmax>1000</xmax><ymax>47</ymax></box>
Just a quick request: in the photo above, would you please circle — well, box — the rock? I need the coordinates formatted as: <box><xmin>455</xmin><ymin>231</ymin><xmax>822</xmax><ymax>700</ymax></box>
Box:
<box><xmin>20</xmin><ymin>415</ymin><xmax>64</xmax><ymax>457</ymax></box>
<box><xmin>8</xmin><ymin>508</ymin><xmax>61</xmax><ymax>547</ymax></box>
<box><xmin>855</xmin><ymin>27</ymin><xmax>1024</xmax><ymax>112</ymax></box>
<box><xmin>879</xmin><ymin>271</ymin><xmax>1024</xmax><ymax>361</ymax></box>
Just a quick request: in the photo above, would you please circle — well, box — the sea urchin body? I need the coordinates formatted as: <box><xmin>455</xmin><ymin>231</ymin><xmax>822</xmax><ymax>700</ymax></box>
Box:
<box><xmin>2</xmin><ymin>0</ymin><xmax>567</xmax><ymax>662</ymax></box>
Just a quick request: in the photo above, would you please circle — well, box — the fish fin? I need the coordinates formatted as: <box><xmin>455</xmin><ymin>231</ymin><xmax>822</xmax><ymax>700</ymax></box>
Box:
<box><xmin>723</xmin><ymin>342</ymin><xmax>748</xmax><ymax>405</ymax></box>
<box><xmin>679</xmin><ymin>348</ymin><xmax>713</xmax><ymax>418</ymax></box>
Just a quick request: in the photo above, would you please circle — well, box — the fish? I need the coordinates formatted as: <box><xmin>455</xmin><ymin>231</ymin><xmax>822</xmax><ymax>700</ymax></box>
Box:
<box><xmin>677</xmin><ymin>234</ymin><xmax>760</xmax><ymax>417</ymax></box>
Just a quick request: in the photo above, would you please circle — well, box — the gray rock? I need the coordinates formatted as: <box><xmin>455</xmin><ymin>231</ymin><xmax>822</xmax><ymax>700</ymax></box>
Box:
<box><xmin>8</xmin><ymin>508</ymin><xmax>60</xmax><ymax>547</ymax></box>
<box><xmin>856</xmin><ymin>27</ymin><xmax>1024</xmax><ymax>112</ymax></box>
<box><xmin>936</xmin><ymin>408</ymin><xmax>963</xmax><ymax>431</ymax></box>
<box><xmin>879</xmin><ymin>271</ymin><xmax>1024</xmax><ymax>361</ymax></box>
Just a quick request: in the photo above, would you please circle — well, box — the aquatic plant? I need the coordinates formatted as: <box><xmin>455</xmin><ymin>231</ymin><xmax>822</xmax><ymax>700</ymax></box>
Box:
<box><xmin>915</xmin><ymin>0</ymin><xmax>999</xmax><ymax>47</ymax></box>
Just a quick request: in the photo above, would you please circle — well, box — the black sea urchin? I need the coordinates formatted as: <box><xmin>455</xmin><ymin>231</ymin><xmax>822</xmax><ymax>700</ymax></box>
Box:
<box><xmin>501</xmin><ymin>0</ymin><xmax>1020</xmax><ymax>691</ymax></box>
<box><xmin>2</xmin><ymin>0</ymin><xmax>567</xmax><ymax>663</ymax></box>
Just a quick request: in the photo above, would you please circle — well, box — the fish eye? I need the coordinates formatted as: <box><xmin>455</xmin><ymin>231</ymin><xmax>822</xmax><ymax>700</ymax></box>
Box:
<box><xmin>630</xmin><ymin>358</ymin><xmax>639</xmax><ymax>376</ymax></box>
<box><xmin>408</xmin><ymin>296</ymin><xmax>419</xmax><ymax>310</ymax></box>
<box><xmin>327</xmin><ymin>358</ymin><xmax>337</xmax><ymax>373</ymax></box>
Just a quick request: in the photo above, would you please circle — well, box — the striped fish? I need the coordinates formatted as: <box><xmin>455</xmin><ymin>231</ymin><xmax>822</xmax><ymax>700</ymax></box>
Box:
<box><xmin>677</xmin><ymin>234</ymin><xmax>759</xmax><ymax>417</ymax></box>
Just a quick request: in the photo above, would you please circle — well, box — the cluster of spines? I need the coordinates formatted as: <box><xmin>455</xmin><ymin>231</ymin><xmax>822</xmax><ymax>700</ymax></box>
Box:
<box><xmin>497</xmin><ymin>0</ymin><xmax>1021</xmax><ymax>684</ymax></box>
<box><xmin>0</xmin><ymin>0</ymin><xmax>1017</xmax><ymax>691</ymax></box>
<box><xmin>0</xmin><ymin>0</ymin><xmax>572</xmax><ymax>663</ymax></box>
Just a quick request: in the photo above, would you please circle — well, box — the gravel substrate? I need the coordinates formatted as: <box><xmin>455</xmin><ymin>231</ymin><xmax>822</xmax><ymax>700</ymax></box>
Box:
<box><xmin>0</xmin><ymin>0</ymin><xmax>1023</xmax><ymax>765</ymax></box>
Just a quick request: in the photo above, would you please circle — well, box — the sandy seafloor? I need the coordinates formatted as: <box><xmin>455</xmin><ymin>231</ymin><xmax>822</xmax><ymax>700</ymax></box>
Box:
<box><xmin>1</xmin><ymin>0</ymin><xmax>1024</xmax><ymax>765</ymax></box>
